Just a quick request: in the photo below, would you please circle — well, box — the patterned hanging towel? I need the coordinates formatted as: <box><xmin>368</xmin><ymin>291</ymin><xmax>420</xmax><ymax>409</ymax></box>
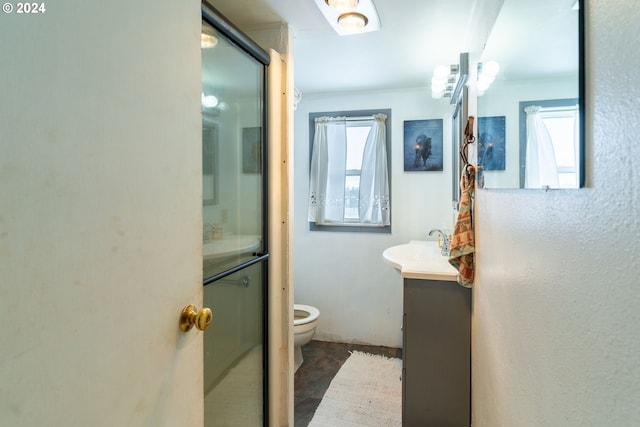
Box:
<box><xmin>449</xmin><ymin>166</ymin><xmax>475</xmax><ymax>287</ymax></box>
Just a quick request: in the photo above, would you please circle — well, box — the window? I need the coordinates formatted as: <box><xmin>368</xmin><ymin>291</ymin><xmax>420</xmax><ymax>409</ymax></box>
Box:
<box><xmin>344</xmin><ymin>124</ymin><xmax>370</xmax><ymax>221</ymax></box>
<box><xmin>308</xmin><ymin>109</ymin><xmax>391</xmax><ymax>232</ymax></box>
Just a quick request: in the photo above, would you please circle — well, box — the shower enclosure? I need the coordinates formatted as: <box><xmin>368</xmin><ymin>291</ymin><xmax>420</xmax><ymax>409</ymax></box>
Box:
<box><xmin>201</xmin><ymin>3</ymin><xmax>269</xmax><ymax>425</ymax></box>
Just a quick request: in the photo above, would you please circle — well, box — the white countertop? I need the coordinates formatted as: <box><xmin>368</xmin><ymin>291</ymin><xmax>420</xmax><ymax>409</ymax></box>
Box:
<box><xmin>383</xmin><ymin>240</ymin><xmax>458</xmax><ymax>282</ymax></box>
<box><xmin>203</xmin><ymin>234</ymin><xmax>261</xmax><ymax>260</ymax></box>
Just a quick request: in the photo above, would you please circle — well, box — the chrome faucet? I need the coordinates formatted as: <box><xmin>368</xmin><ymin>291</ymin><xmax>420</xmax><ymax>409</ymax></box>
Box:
<box><xmin>429</xmin><ymin>229</ymin><xmax>450</xmax><ymax>256</ymax></box>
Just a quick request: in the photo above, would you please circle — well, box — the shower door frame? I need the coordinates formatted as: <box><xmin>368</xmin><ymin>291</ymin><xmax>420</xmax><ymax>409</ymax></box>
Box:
<box><xmin>201</xmin><ymin>1</ymin><xmax>271</xmax><ymax>425</ymax></box>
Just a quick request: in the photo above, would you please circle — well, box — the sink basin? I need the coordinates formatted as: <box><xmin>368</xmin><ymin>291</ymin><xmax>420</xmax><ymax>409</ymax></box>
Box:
<box><xmin>383</xmin><ymin>240</ymin><xmax>458</xmax><ymax>281</ymax></box>
<box><xmin>203</xmin><ymin>234</ymin><xmax>261</xmax><ymax>260</ymax></box>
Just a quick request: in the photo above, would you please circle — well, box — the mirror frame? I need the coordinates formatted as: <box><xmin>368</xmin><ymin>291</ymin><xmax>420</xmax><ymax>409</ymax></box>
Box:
<box><xmin>452</xmin><ymin>53</ymin><xmax>469</xmax><ymax>207</ymax></box>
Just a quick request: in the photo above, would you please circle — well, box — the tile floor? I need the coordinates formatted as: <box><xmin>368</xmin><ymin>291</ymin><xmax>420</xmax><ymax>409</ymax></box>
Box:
<box><xmin>293</xmin><ymin>340</ymin><xmax>402</xmax><ymax>427</ymax></box>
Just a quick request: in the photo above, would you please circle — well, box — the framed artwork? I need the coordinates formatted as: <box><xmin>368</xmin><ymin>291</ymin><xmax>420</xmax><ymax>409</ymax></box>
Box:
<box><xmin>242</xmin><ymin>127</ymin><xmax>262</xmax><ymax>174</ymax></box>
<box><xmin>477</xmin><ymin>116</ymin><xmax>506</xmax><ymax>171</ymax></box>
<box><xmin>403</xmin><ymin>119</ymin><xmax>443</xmax><ymax>171</ymax></box>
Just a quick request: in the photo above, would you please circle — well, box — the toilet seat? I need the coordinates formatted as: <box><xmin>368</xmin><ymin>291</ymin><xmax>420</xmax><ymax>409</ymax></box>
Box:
<box><xmin>294</xmin><ymin>304</ymin><xmax>320</xmax><ymax>326</ymax></box>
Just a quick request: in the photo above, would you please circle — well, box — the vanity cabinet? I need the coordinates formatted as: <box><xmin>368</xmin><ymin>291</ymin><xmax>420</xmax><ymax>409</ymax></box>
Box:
<box><xmin>402</xmin><ymin>278</ymin><xmax>471</xmax><ymax>427</ymax></box>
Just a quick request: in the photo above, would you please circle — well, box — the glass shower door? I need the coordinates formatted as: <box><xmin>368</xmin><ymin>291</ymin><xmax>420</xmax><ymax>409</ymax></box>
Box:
<box><xmin>201</xmin><ymin>5</ymin><xmax>269</xmax><ymax>426</ymax></box>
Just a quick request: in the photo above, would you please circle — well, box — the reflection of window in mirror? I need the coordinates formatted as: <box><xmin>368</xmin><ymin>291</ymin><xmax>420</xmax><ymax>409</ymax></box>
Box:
<box><xmin>519</xmin><ymin>99</ymin><xmax>579</xmax><ymax>189</ymax></box>
<box><xmin>540</xmin><ymin>107</ymin><xmax>579</xmax><ymax>187</ymax></box>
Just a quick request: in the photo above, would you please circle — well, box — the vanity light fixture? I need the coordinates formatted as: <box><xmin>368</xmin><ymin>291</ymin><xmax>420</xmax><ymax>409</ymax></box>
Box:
<box><xmin>431</xmin><ymin>54</ymin><xmax>470</xmax><ymax>103</ymax></box>
<box><xmin>431</xmin><ymin>64</ymin><xmax>459</xmax><ymax>99</ymax></box>
<box><xmin>313</xmin><ymin>0</ymin><xmax>380</xmax><ymax>35</ymax></box>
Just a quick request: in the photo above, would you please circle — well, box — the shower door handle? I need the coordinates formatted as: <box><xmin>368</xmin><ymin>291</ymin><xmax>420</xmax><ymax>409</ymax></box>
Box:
<box><xmin>179</xmin><ymin>304</ymin><xmax>213</xmax><ymax>332</ymax></box>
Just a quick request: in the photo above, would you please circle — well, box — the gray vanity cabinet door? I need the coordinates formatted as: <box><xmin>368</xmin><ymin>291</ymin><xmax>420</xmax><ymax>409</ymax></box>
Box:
<box><xmin>403</xmin><ymin>279</ymin><xmax>471</xmax><ymax>427</ymax></box>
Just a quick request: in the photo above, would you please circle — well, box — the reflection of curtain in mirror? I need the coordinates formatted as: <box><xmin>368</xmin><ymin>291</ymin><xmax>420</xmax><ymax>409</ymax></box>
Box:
<box><xmin>524</xmin><ymin>106</ymin><xmax>559</xmax><ymax>188</ymax></box>
<box><xmin>573</xmin><ymin>105</ymin><xmax>580</xmax><ymax>182</ymax></box>
<box><xmin>359</xmin><ymin>114</ymin><xmax>390</xmax><ymax>225</ymax></box>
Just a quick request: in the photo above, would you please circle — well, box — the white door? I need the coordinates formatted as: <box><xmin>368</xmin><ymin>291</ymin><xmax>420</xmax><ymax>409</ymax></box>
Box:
<box><xmin>0</xmin><ymin>1</ymin><xmax>204</xmax><ymax>426</ymax></box>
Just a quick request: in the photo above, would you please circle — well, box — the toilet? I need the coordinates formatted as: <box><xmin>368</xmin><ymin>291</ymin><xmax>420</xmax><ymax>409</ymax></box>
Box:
<box><xmin>293</xmin><ymin>304</ymin><xmax>320</xmax><ymax>372</ymax></box>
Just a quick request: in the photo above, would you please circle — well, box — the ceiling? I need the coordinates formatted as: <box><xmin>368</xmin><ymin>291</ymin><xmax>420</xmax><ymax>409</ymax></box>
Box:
<box><xmin>205</xmin><ymin>0</ymin><xmax>579</xmax><ymax>95</ymax></box>
<box><xmin>207</xmin><ymin>0</ymin><xmax>478</xmax><ymax>94</ymax></box>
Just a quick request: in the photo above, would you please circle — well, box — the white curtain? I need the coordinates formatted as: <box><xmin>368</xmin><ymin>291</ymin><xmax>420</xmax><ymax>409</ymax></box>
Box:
<box><xmin>308</xmin><ymin>114</ymin><xmax>389</xmax><ymax>225</ymax></box>
<box><xmin>308</xmin><ymin>117</ymin><xmax>347</xmax><ymax>223</ymax></box>
<box><xmin>573</xmin><ymin>105</ymin><xmax>580</xmax><ymax>184</ymax></box>
<box><xmin>359</xmin><ymin>114</ymin><xmax>390</xmax><ymax>224</ymax></box>
<box><xmin>524</xmin><ymin>105</ymin><xmax>559</xmax><ymax>188</ymax></box>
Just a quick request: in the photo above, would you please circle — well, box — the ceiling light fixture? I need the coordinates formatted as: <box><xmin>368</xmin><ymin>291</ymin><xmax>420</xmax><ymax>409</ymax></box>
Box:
<box><xmin>338</xmin><ymin>12</ymin><xmax>368</xmax><ymax>31</ymax></box>
<box><xmin>313</xmin><ymin>0</ymin><xmax>380</xmax><ymax>36</ymax></box>
<box><xmin>325</xmin><ymin>0</ymin><xmax>359</xmax><ymax>11</ymax></box>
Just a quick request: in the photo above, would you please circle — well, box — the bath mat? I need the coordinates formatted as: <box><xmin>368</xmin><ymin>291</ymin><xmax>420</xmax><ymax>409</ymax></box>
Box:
<box><xmin>308</xmin><ymin>351</ymin><xmax>402</xmax><ymax>427</ymax></box>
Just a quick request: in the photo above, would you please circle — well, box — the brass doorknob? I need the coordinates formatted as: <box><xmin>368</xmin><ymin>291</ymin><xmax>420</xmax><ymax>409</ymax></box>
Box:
<box><xmin>179</xmin><ymin>304</ymin><xmax>213</xmax><ymax>332</ymax></box>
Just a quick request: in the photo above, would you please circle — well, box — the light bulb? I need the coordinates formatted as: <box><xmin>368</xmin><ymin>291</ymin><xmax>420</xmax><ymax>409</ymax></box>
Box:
<box><xmin>326</xmin><ymin>0</ymin><xmax>359</xmax><ymax>11</ymax></box>
<box><xmin>478</xmin><ymin>73</ymin><xmax>495</xmax><ymax>85</ymax></box>
<box><xmin>433</xmin><ymin>65</ymin><xmax>449</xmax><ymax>80</ymax></box>
<box><xmin>202</xmin><ymin>94</ymin><xmax>219</xmax><ymax>108</ymax></box>
<box><xmin>431</xmin><ymin>81</ymin><xmax>447</xmax><ymax>92</ymax></box>
<box><xmin>337</xmin><ymin>12</ymin><xmax>368</xmax><ymax>31</ymax></box>
<box><xmin>483</xmin><ymin>61</ymin><xmax>500</xmax><ymax>77</ymax></box>
<box><xmin>477</xmin><ymin>80</ymin><xmax>490</xmax><ymax>92</ymax></box>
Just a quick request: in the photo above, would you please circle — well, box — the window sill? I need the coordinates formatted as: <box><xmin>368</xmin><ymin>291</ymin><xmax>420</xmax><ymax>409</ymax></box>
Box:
<box><xmin>309</xmin><ymin>222</ymin><xmax>391</xmax><ymax>233</ymax></box>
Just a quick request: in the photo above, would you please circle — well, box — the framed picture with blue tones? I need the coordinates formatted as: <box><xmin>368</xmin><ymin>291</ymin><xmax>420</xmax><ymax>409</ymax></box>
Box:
<box><xmin>477</xmin><ymin>116</ymin><xmax>506</xmax><ymax>171</ymax></box>
<box><xmin>403</xmin><ymin>119</ymin><xmax>443</xmax><ymax>171</ymax></box>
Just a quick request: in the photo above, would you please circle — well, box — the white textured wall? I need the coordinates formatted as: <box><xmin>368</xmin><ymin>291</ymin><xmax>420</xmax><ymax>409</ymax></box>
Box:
<box><xmin>293</xmin><ymin>88</ymin><xmax>454</xmax><ymax>347</ymax></box>
<box><xmin>473</xmin><ymin>1</ymin><xmax>640</xmax><ymax>425</ymax></box>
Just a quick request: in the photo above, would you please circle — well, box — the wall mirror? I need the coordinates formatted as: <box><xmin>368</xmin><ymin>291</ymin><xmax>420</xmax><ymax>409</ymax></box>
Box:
<box><xmin>476</xmin><ymin>0</ymin><xmax>584</xmax><ymax>190</ymax></box>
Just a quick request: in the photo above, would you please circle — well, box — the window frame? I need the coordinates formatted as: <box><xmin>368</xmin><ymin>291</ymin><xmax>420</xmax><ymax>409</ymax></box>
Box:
<box><xmin>308</xmin><ymin>108</ymin><xmax>392</xmax><ymax>233</ymax></box>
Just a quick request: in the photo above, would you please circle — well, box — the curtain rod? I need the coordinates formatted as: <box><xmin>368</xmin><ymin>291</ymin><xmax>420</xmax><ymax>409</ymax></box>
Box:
<box><xmin>315</xmin><ymin>115</ymin><xmax>384</xmax><ymax>123</ymax></box>
<box><xmin>344</xmin><ymin>116</ymin><xmax>376</xmax><ymax>121</ymax></box>
<box><xmin>539</xmin><ymin>105</ymin><xmax>579</xmax><ymax>112</ymax></box>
